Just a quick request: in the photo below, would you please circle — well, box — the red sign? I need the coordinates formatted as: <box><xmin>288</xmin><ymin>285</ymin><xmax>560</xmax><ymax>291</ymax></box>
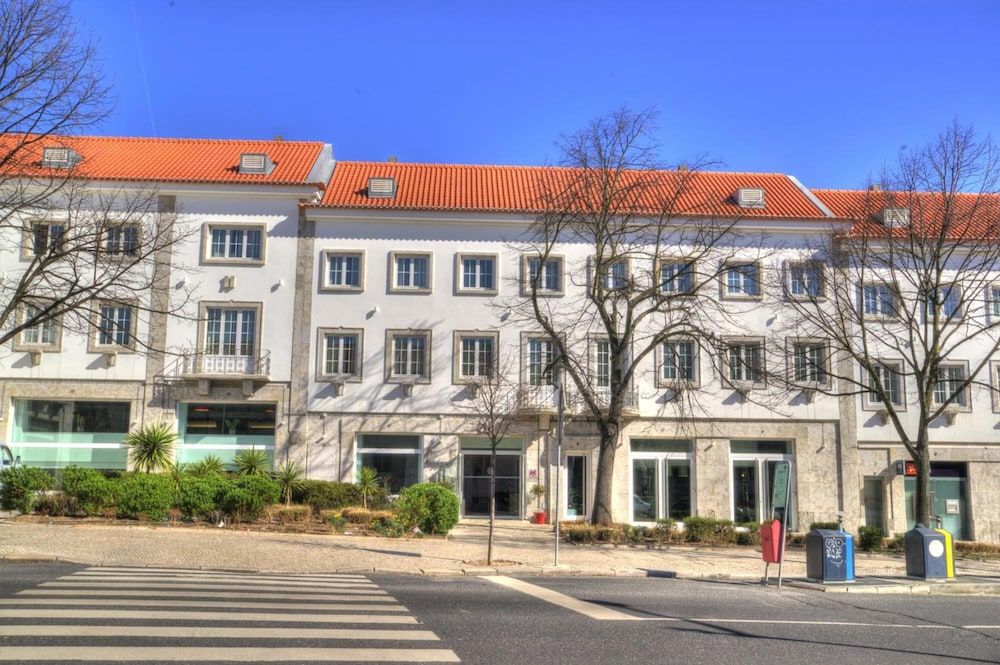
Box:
<box><xmin>904</xmin><ymin>461</ymin><xmax>917</xmax><ymax>476</ymax></box>
<box><xmin>761</xmin><ymin>520</ymin><xmax>783</xmax><ymax>563</ymax></box>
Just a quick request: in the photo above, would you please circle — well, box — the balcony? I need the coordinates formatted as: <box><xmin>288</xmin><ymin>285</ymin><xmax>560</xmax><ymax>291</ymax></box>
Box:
<box><xmin>171</xmin><ymin>349</ymin><xmax>272</xmax><ymax>396</ymax></box>
<box><xmin>577</xmin><ymin>386</ymin><xmax>641</xmax><ymax>417</ymax></box>
<box><xmin>518</xmin><ymin>385</ymin><xmax>559</xmax><ymax>415</ymax></box>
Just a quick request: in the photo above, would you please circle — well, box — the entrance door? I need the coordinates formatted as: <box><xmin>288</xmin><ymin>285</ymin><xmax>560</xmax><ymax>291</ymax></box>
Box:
<box><xmin>565</xmin><ymin>455</ymin><xmax>587</xmax><ymax>519</ymax></box>
<box><xmin>863</xmin><ymin>476</ymin><xmax>885</xmax><ymax>530</ymax></box>
<box><xmin>905</xmin><ymin>463</ymin><xmax>968</xmax><ymax>540</ymax></box>
<box><xmin>462</xmin><ymin>453</ymin><xmax>521</xmax><ymax>518</ymax></box>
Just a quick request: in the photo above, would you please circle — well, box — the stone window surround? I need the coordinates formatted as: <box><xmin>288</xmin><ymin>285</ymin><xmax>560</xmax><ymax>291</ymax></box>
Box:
<box><xmin>87</xmin><ymin>299</ymin><xmax>140</xmax><ymax>354</ymax></box>
<box><xmin>589</xmin><ymin>255</ymin><xmax>632</xmax><ymax>291</ymax></box>
<box><xmin>10</xmin><ymin>301</ymin><xmax>63</xmax><ymax>354</ymax></box>
<box><xmin>195</xmin><ymin>300</ymin><xmax>264</xmax><ymax>358</ymax></box>
<box><xmin>384</xmin><ymin>328</ymin><xmax>433</xmax><ymax>384</ymax></box>
<box><xmin>20</xmin><ymin>218</ymin><xmax>68</xmax><ymax>262</ymax></box>
<box><xmin>860</xmin><ymin>358</ymin><xmax>907</xmax><ymax>412</ymax></box>
<box><xmin>201</xmin><ymin>223</ymin><xmax>268</xmax><ymax>266</ymax></box>
<box><xmin>519</xmin><ymin>331</ymin><xmax>559</xmax><ymax>386</ymax></box>
<box><xmin>990</xmin><ymin>359</ymin><xmax>1000</xmax><ymax>413</ymax></box>
<box><xmin>719</xmin><ymin>260</ymin><xmax>764</xmax><ymax>301</ymax></box>
<box><xmin>655</xmin><ymin>255</ymin><xmax>697</xmax><ymax>295</ymax></box>
<box><xmin>859</xmin><ymin>281</ymin><xmax>901</xmax><ymax>321</ymax></box>
<box><xmin>655</xmin><ymin>336</ymin><xmax>700</xmax><ymax>389</ymax></box>
<box><xmin>931</xmin><ymin>359</ymin><xmax>972</xmax><ymax>413</ymax></box>
<box><xmin>388</xmin><ymin>251</ymin><xmax>433</xmax><ymax>295</ymax></box>
<box><xmin>454</xmin><ymin>252</ymin><xmax>499</xmax><ymax>296</ymax></box>
<box><xmin>452</xmin><ymin>330</ymin><xmax>500</xmax><ymax>384</ymax></box>
<box><xmin>319</xmin><ymin>249</ymin><xmax>366</xmax><ymax>292</ymax></box>
<box><xmin>315</xmin><ymin>327</ymin><xmax>364</xmax><ymax>382</ymax></box>
<box><xmin>784</xmin><ymin>337</ymin><xmax>832</xmax><ymax>388</ymax></box>
<box><xmin>783</xmin><ymin>259</ymin><xmax>827</xmax><ymax>301</ymax></box>
<box><xmin>520</xmin><ymin>254</ymin><xmax>566</xmax><ymax>297</ymax></box>
<box><xmin>720</xmin><ymin>336</ymin><xmax>767</xmax><ymax>389</ymax></box>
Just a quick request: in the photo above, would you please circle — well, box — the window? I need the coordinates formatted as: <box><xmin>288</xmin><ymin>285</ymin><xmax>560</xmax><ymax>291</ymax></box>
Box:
<box><xmin>457</xmin><ymin>255</ymin><xmax>497</xmax><ymax>293</ymax></box>
<box><xmin>731</xmin><ymin>441</ymin><xmax>794</xmax><ymax>528</ymax></box>
<box><xmin>357</xmin><ymin>434</ymin><xmax>421</xmax><ymax>494</ymax></box>
<box><xmin>96</xmin><ymin>304</ymin><xmax>134</xmax><ymax>348</ymax></box>
<box><xmin>322</xmin><ymin>251</ymin><xmax>363</xmax><ymax>290</ymax></box>
<box><xmin>205</xmin><ymin>307</ymin><xmax>257</xmax><ymax>356</ymax></box>
<box><xmin>791</xmin><ymin>341</ymin><xmax>827</xmax><ymax>384</ymax></box>
<box><xmin>660</xmin><ymin>260</ymin><xmax>694</xmax><ymax>294</ymax></box>
<box><xmin>18</xmin><ymin>303</ymin><xmax>57</xmax><ymax>348</ymax></box>
<box><xmin>787</xmin><ymin>262</ymin><xmax>823</xmax><ymax>298</ymax></box>
<box><xmin>183</xmin><ymin>403</ymin><xmax>276</xmax><ymax>437</ymax></box>
<box><xmin>629</xmin><ymin>439</ymin><xmax>692</xmax><ymax>523</ymax></box>
<box><xmin>14</xmin><ymin>400</ymin><xmax>130</xmax><ymax>437</ymax></box>
<box><xmin>723</xmin><ymin>263</ymin><xmax>760</xmax><ymax>298</ymax></box>
<box><xmin>660</xmin><ymin>340</ymin><xmax>696</xmax><ymax>384</ymax></box>
<box><xmin>458</xmin><ymin>336</ymin><xmax>495</xmax><ymax>380</ymax></box>
<box><xmin>207</xmin><ymin>226</ymin><xmax>263</xmax><ymax>262</ymax></box>
<box><xmin>990</xmin><ymin>285</ymin><xmax>1000</xmax><ymax>320</ymax></box>
<box><xmin>28</xmin><ymin>222</ymin><xmax>65</xmax><ymax>256</ymax></box>
<box><xmin>926</xmin><ymin>284</ymin><xmax>962</xmax><ymax>320</ymax></box>
<box><xmin>527</xmin><ymin>338</ymin><xmax>555</xmax><ymax>386</ymax></box>
<box><xmin>524</xmin><ymin>256</ymin><xmax>563</xmax><ymax>295</ymax></box>
<box><xmin>392</xmin><ymin>253</ymin><xmax>431</xmax><ymax>291</ymax></box>
<box><xmin>388</xmin><ymin>331</ymin><xmax>430</xmax><ymax>381</ymax></box>
<box><xmin>727</xmin><ymin>341</ymin><xmax>763</xmax><ymax>384</ymax></box>
<box><xmin>596</xmin><ymin>340</ymin><xmax>610</xmax><ymax>388</ymax></box>
<box><xmin>103</xmin><ymin>226</ymin><xmax>139</xmax><ymax>256</ymax></box>
<box><xmin>598</xmin><ymin>259</ymin><xmax>628</xmax><ymax>290</ymax></box>
<box><xmin>933</xmin><ymin>364</ymin><xmax>968</xmax><ymax>407</ymax></box>
<box><xmin>319</xmin><ymin>329</ymin><xmax>362</xmax><ymax>379</ymax></box>
<box><xmin>866</xmin><ymin>361</ymin><xmax>903</xmax><ymax>407</ymax></box>
<box><xmin>862</xmin><ymin>283</ymin><xmax>897</xmax><ymax>318</ymax></box>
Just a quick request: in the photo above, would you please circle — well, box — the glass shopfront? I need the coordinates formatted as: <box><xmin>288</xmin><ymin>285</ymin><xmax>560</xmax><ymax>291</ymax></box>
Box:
<box><xmin>730</xmin><ymin>441</ymin><xmax>795</xmax><ymax>528</ymax></box>
<box><xmin>460</xmin><ymin>437</ymin><xmax>522</xmax><ymax>518</ymax></box>
<box><xmin>178</xmin><ymin>402</ymin><xmax>276</xmax><ymax>467</ymax></box>
<box><xmin>629</xmin><ymin>439</ymin><xmax>692</xmax><ymax>523</ymax></box>
<box><xmin>10</xmin><ymin>400</ymin><xmax>131</xmax><ymax>469</ymax></box>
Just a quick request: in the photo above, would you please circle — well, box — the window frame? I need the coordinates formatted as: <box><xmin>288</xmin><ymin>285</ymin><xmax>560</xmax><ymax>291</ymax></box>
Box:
<box><xmin>454</xmin><ymin>253</ymin><xmax>499</xmax><ymax>296</ymax></box>
<box><xmin>720</xmin><ymin>261</ymin><xmax>763</xmax><ymax>301</ymax></box>
<box><xmin>990</xmin><ymin>359</ymin><xmax>1000</xmax><ymax>414</ymax></box>
<box><xmin>319</xmin><ymin>249</ymin><xmax>366</xmax><ymax>292</ymax></box>
<box><xmin>389</xmin><ymin>251</ymin><xmax>433</xmax><ymax>294</ymax></box>
<box><xmin>655</xmin><ymin>337</ymin><xmax>700</xmax><ymax>388</ymax></box>
<box><xmin>452</xmin><ymin>330</ymin><xmax>499</xmax><ymax>384</ymax></box>
<box><xmin>355</xmin><ymin>433</ymin><xmax>423</xmax><ymax>494</ymax></box>
<box><xmin>11</xmin><ymin>301</ymin><xmax>62</xmax><ymax>353</ymax></box>
<box><xmin>860</xmin><ymin>281</ymin><xmax>900</xmax><ymax>320</ymax></box>
<box><xmin>21</xmin><ymin>220</ymin><xmax>67</xmax><ymax>261</ymax></box>
<box><xmin>521</xmin><ymin>254</ymin><xmax>565</xmax><ymax>297</ymax></box>
<box><xmin>932</xmin><ymin>360</ymin><xmax>971</xmax><ymax>411</ymax></box>
<box><xmin>861</xmin><ymin>359</ymin><xmax>907</xmax><ymax>412</ymax></box>
<box><xmin>88</xmin><ymin>300</ymin><xmax>138</xmax><ymax>354</ymax></box>
<box><xmin>385</xmin><ymin>329</ymin><xmax>432</xmax><ymax>384</ymax></box>
<box><xmin>196</xmin><ymin>301</ymin><xmax>263</xmax><ymax>359</ymax></box>
<box><xmin>721</xmin><ymin>337</ymin><xmax>766</xmax><ymax>389</ymax></box>
<box><xmin>591</xmin><ymin>255</ymin><xmax>631</xmax><ymax>292</ymax></box>
<box><xmin>656</xmin><ymin>257</ymin><xmax>696</xmax><ymax>296</ymax></box>
<box><xmin>201</xmin><ymin>223</ymin><xmax>267</xmax><ymax>266</ymax></box>
<box><xmin>924</xmin><ymin>282</ymin><xmax>964</xmax><ymax>323</ymax></box>
<box><xmin>784</xmin><ymin>260</ymin><xmax>826</xmax><ymax>301</ymax></box>
<box><xmin>315</xmin><ymin>327</ymin><xmax>364</xmax><ymax>382</ymax></box>
<box><xmin>785</xmin><ymin>337</ymin><xmax>831</xmax><ymax>388</ymax></box>
<box><xmin>522</xmin><ymin>333</ymin><xmax>557</xmax><ymax>387</ymax></box>
<box><xmin>100</xmin><ymin>224</ymin><xmax>141</xmax><ymax>258</ymax></box>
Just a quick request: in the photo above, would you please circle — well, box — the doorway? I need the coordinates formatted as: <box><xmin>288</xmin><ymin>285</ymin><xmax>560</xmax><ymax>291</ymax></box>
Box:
<box><xmin>905</xmin><ymin>462</ymin><xmax>968</xmax><ymax>540</ymax></box>
<box><xmin>460</xmin><ymin>449</ymin><xmax>522</xmax><ymax>518</ymax></box>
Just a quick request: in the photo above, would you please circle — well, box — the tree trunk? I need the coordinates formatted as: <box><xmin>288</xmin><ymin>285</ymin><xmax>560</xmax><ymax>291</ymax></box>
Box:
<box><xmin>914</xmin><ymin>436</ymin><xmax>933</xmax><ymax>528</ymax></box>
<box><xmin>591</xmin><ymin>424</ymin><xmax>620</xmax><ymax>526</ymax></box>
<box><xmin>487</xmin><ymin>448</ymin><xmax>496</xmax><ymax>565</ymax></box>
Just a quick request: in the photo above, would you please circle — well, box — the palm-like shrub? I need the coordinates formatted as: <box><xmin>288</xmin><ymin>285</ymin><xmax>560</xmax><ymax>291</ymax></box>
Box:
<box><xmin>188</xmin><ymin>455</ymin><xmax>226</xmax><ymax>477</ymax></box>
<box><xmin>234</xmin><ymin>449</ymin><xmax>269</xmax><ymax>476</ymax></box>
<box><xmin>274</xmin><ymin>461</ymin><xmax>305</xmax><ymax>506</ymax></box>
<box><xmin>126</xmin><ymin>422</ymin><xmax>178</xmax><ymax>473</ymax></box>
<box><xmin>357</xmin><ymin>466</ymin><xmax>381</xmax><ymax>510</ymax></box>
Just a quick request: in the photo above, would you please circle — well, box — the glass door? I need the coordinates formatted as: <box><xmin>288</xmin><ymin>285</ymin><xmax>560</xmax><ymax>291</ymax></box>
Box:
<box><xmin>733</xmin><ymin>461</ymin><xmax>758</xmax><ymax>523</ymax></box>
<box><xmin>565</xmin><ymin>455</ymin><xmax>587</xmax><ymax>519</ymax></box>
<box><xmin>462</xmin><ymin>453</ymin><xmax>521</xmax><ymax>518</ymax></box>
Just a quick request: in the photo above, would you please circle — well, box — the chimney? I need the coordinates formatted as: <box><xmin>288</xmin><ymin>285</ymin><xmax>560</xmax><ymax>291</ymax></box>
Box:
<box><xmin>387</xmin><ymin>155</ymin><xmax>398</xmax><ymax>163</ymax></box>
<box><xmin>868</xmin><ymin>184</ymin><xmax>882</xmax><ymax>192</ymax></box>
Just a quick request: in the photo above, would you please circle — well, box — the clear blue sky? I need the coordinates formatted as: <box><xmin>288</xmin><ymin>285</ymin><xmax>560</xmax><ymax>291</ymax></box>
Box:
<box><xmin>71</xmin><ymin>0</ymin><xmax>1000</xmax><ymax>188</ymax></box>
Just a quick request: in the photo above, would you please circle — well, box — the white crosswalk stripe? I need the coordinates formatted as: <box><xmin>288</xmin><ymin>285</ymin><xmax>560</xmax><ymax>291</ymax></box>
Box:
<box><xmin>0</xmin><ymin>566</ymin><xmax>461</xmax><ymax>663</ymax></box>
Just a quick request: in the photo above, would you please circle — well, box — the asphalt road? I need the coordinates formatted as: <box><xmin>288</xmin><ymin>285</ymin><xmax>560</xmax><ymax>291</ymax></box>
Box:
<box><xmin>0</xmin><ymin>563</ymin><xmax>998</xmax><ymax>664</ymax></box>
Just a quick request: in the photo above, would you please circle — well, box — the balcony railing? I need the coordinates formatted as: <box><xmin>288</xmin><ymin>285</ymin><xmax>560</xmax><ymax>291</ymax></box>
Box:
<box><xmin>175</xmin><ymin>349</ymin><xmax>271</xmax><ymax>378</ymax></box>
<box><xmin>517</xmin><ymin>383</ymin><xmax>641</xmax><ymax>416</ymax></box>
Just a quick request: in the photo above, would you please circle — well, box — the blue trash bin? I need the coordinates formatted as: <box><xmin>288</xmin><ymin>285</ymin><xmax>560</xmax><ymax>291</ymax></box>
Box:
<box><xmin>904</xmin><ymin>524</ymin><xmax>954</xmax><ymax>579</ymax></box>
<box><xmin>805</xmin><ymin>529</ymin><xmax>855</xmax><ymax>583</ymax></box>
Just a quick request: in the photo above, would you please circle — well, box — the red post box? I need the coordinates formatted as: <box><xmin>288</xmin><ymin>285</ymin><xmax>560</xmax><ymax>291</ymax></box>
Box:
<box><xmin>761</xmin><ymin>520</ymin><xmax>783</xmax><ymax>563</ymax></box>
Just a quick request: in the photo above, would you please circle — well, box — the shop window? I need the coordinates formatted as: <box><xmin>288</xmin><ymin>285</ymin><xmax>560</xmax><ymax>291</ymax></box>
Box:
<box><xmin>730</xmin><ymin>440</ymin><xmax>794</xmax><ymax>528</ymax></box>
<box><xmin>14</xmin><ymin>400</ymin><xmax>130</xmax><ymax>439</ymax></box>
<box><xmin>629</xmin><ymin>439</ymin><xmax>692</xmax><ymax>523</ymax></box>
<box><xmin>183</xmin><ymin>403</ymin><xmax>276</xmax><ymax>436</ymax></box>
<box><xmin>357</xmin><ymin>434</ymin><xmax>421</xmax><ymax>494</ymax></box>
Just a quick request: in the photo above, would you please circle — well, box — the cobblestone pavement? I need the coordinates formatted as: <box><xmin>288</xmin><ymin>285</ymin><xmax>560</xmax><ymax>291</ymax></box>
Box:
<box><xmin>2</xmin><ymin>519</ymin><xmax>999</xmax><ymax>579</ymax></box>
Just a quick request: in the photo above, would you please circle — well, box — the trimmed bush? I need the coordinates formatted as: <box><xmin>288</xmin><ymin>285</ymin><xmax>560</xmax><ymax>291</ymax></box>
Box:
<box><xmin>114</xmin><ymin>473</ymin><xmax>175</xmax><ymax>521</ymax></box>
<box><xmin>266</xmin><ymin>504</ymin><xmax>311</xmax><ymax>524</ymax></box>
<box><xmin>0</xmin><ymin>466</ymin><xmax>54</xmax><ymax>513</ymax></box>
<box><xmin>858</xmin><ymin>525</ymin><xmax>885</xmax><ymax>552</ymax></box>
<box><xmin>219</xmin><ymin>475</ymin><xmax>280</xmax><ymax>522</ymax></box>
<box><xmin>683</xmin><ymin>516</ymin><xmax>736</xmax><ymax>544</ymax></box>
<box><xmin>60</xmin><ymin>467</ymin><xmax>115</xmax><ymax>516</ymax></box>
<box><xmin>177</xmin><ymin>473</ymin><xmax>232</xmax><ymax>520</ymax></box>
<box><xmin>36</xmin><ymin>492</ymin><xmax>76</xmax><ymax>516</ymax></box>
<box><xmin>373</xmin><ymin>516</ymin><xmax>407</xmax><ymax>537</ymax></box>
<box><xmin>341</xmin><ymin>507</ymin><xmax>394</xmax><ymax>526</ymax></box>
<box><xmin>296</xmin><ymin>480</ymin><xmax>361</xmax><ymax>512</ymax></box>
<box><xmin>735</xmin><ymin>523</ymin><xmax>762</xmax><ymax>547</ymax></box>
<box><xmin>395</xmin><ymin>483</ymin><xmax>460</xmax><ymax>535</ymax></box>
<box><xmin>809</xmin><ymin>521</ymin><xmax>841</xmax><ymax>531</ymax></box>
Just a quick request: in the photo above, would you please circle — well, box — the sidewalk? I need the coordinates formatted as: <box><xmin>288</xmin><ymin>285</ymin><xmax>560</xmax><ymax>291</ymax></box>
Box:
<box><xmin>2</xmin><ymin>518</ymin><xmax>999</xmax><ymax>581</ymax></box>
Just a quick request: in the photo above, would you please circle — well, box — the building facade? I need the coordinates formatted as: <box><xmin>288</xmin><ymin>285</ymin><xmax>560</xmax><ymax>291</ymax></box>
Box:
<box><xmin>1</xmin><ymin>136</ymin><xmax>998</xmax><ymax>542</ymax></box>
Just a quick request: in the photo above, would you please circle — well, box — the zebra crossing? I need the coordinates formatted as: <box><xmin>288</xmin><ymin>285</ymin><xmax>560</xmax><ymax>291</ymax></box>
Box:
<box><xmin>0</xmin><ymin>566</ymin><xmax>460</xmax><ymax>662</ymax></box>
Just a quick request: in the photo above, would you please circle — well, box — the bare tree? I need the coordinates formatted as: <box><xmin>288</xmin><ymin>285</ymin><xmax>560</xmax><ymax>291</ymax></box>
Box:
<box><xmin>777</xmin><ymin>122</ymin><xmax>1000</xmax><ymax>528</ymax></box>
<box><xmin>0</xmin><ymin>0</ymin><xmax>193</xmax><ymax>355</ymax></box>
<box><xmin>512</xmin><ymin>107</ymin><xmax>770</xmax><ymax>525</ymax></box>
<box><xmin>459</xmin><ymin>356</ymin><xmax>522</xmax><ymax>565</ymax></box>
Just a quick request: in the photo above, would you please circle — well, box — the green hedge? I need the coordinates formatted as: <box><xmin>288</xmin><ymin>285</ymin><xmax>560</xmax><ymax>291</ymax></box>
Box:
<box><xmin>115</xmin><ymin>473</ymin><xmax>176</xmax><ymax>521</ymax></box>
<box><xmin>858</xmin><ymin>525</ymin><xmax>885</xmax><ymax>552</ymax></box>
<box><xmin>178</xmin><ymin>473</ymin><xmax>232</xmax><ymax>520</ymax></box>
<box><xmin>0</xmin><ymin>467</ymin><xmax>53</xmax><ymax>513</ymax></box>
<box><xmin>395</xmin><ymin>483</ymin><xmax>459</xmax><ymax>534</ymax></box>
<box><xmin>683</xmin><ymin>517</ymin><xmax>737</xmax><ymax>544</ymax></box>
<box><xmin>60</xmin><ymin>467</ymin><xmax>115</xmax><ymax>516</ymax></box>
<box><xmin>219</xmin><ymin>475</ymin><xmax>280</xmax><ymax>522</ymax></box>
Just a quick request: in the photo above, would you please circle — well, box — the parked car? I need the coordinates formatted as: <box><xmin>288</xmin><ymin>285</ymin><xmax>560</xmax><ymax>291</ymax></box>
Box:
<box><xmin>0</xmin><ymin>444</ymin><xmax>18</xmax><ymax>471</ymax></box>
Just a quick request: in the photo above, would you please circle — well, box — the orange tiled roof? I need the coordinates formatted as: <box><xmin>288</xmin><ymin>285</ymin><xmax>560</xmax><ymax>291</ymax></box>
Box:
<box><xmin>1</xmin><ymin>135</ymin><xmax>327</xmax><ymax>186</ymax></box>
<box><xmin>316</xmin><ymin>161</ymin><xmax>833</xmax><ymax>220</ymax></box>
<box><xmin>814</xmin><ymin>189</ymin><xmax>1000</xmax><ymax>239</ymax></box>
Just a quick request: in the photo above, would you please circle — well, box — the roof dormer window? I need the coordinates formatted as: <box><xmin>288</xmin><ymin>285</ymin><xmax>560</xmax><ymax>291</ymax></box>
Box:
<box><xmin>882</xmin><ymin>207</ymin><xmax>910</xmax><ymax>228</ymax></box>
<box><xmin>736</xmin><ymin>187</ymin><xmax>765</xmax><ymax>209</ymax></box>
<box><xmin>238</xmin><ymin>153</ymin><xmax>272</xmax><ymax>174</ymax></box>
<box><xmin>367</xmin><ymin>177</ymin><xmax>397</xmax><ymax>198</ymax></box>
<box><xmin>42</xmin><ymin>147</ymin><xmax>79</xmax><ymax>168</ymax></box>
